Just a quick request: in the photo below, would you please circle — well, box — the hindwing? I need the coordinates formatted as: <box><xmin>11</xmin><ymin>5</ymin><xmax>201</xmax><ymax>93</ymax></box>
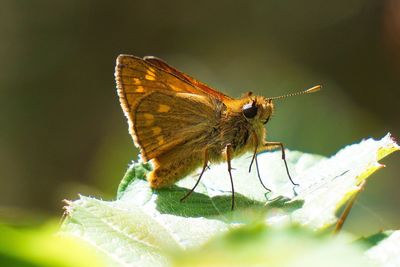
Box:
<box><xmin>132</xmin><ymin>91</ymin><xmax>218</xmax><ymax>160</ymax></box>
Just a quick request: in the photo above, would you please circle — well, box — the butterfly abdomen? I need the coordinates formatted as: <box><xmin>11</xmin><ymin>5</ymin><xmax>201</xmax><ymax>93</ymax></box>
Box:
<box><xmin>148</xmin><ymin>151</ymin><xmax>204</xmax><ymax>189</ymax></box>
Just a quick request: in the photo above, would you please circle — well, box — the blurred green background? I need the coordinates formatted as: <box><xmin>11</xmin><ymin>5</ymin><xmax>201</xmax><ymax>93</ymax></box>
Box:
<box><xmin>0</xmin><ymin>0</ymin><xmax>399</xmax><ymax>235</ymax></box>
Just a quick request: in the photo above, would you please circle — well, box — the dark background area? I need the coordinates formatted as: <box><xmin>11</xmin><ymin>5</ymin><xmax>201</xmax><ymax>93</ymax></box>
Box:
<box><xmin>0</xmin><ymin>0</ymin><xmax>399</xmax><ymax>234</ymax></box>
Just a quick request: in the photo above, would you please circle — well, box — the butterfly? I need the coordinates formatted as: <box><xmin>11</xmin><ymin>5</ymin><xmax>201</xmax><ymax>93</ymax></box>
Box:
<box><xmin>115</xmin><ymin>54</ymin><xmax>320</xmax><ymax>210</ymax></box>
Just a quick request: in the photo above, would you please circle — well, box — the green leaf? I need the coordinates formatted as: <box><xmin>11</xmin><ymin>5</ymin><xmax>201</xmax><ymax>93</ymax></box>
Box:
<box><xmin>0</xmin><ymin>223</ymin><xmax>104</xmax><ymax>267</ymax></box>
<box><xmin>171</xmin><ymin>223</ymin><xmax>374</xmax><ymax>267</ymax></box>
<box><xmin>264</xmin><ymin>133</ymin><xmax>399</xmax><ymax>229</ymax></box>
<box><xmin>61</xmin><ymin>134</ymin><xmax>399</xmax><ymax>266</ymax></box>
<box><xmin>364</xmin><ymin>230</ymin><xmax>400</xmax><ymax>267</ymax></box>
<box><xmin>356</xmin><ymin>230</ymin><xmax>393</xmax><ymax>248</ymax></box>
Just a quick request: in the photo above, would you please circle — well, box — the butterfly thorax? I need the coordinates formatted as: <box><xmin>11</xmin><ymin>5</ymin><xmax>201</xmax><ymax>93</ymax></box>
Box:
<box><xmin>206</xmin><ymin>95</ymin><xmax>273</xmax><ymax>162</ymax></box>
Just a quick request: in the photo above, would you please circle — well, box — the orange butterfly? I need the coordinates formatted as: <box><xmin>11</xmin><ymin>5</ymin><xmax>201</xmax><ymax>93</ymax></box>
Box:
<box><xmin>115</xmin><ymin>55</ymin><xmax>320</xmax><ymax>210</ymax></box>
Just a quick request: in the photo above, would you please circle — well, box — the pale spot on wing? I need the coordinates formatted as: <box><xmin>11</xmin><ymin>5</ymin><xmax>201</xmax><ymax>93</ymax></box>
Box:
<box><xmin>145</xmin><ymin>74</ymin><xmax>156</xmax><ymax>81</ymax></box>
<box><xmin>145</xmin><ymin>69</ymin><xmax>156</xmax><ymax>80</ymax></box>
<box><xmin>146</xmin><ymin>69</ymin><xmax>156</xmax><ymax>76</ymax></box>
<box><xmin>152</xmin><ymin>126</ymin><xmax>162</xmax><ymax>135</ymax></box>
<box><xmin>136</xmin><ymin>86</ymin><xmax>145</xmax><ymax>93</ymax></box>
<box><xmin>144</xmin><ymin>113</ymin><xmax>154</xmax><ymax>126</ymax></box>
<box><xmin>170</xmin><ymin>84</ymin><xmax>182</xmax><ymax>92</ymax></box>
<box><xmin>133</xmin><ymin>78</ymin><xmax>141</xmax><ymax>85</ymax></box>
<box><xmin>157</xmin><ymin>104</ymin><xmax>171</xmax><ymax>113</ymax></box>
<box><xmin>157</xmin><ymin>136</ymin><xmax>165</xmax><ymax>145</ymax></box>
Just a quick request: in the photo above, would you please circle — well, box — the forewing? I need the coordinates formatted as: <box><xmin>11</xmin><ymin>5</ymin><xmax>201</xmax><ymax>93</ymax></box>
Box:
<box><xmin>144</xmin><ymin>56</ymin><xmax>233</xmax><ymax>101</ymax></box>
<box><xmin>116</xmin><ymin>54</ymin><xmax>212</xmax><ymax>112</ymax></box>
<box><xmin>132</xmin><ymin>91</ymin><xmax>217</xmax><ymax>161</ymax></box>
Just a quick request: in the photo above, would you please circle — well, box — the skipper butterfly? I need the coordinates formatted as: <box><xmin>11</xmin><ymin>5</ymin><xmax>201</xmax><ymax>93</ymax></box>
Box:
<box><xmin>115</xmin><ymin>55</ymin><xmax>320</xmax><ymax>210</ymax></box>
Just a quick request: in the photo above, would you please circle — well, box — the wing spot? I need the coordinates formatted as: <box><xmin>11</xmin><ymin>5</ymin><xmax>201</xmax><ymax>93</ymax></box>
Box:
<box><xmin>146</xmin><ymin>69</ymin><xmax>156</xmax><ymax>76</ymax></box>
<box><xmin>133</xmin><ymin>78</ymin><xmax>141</xmax><ymax>84</ymax></box>
<box><xmin>136</xmin><ymin>86</ymin><xmax>145</xmax><ymax>93</ymax></box>
<box><xmin>144</xmin><ymin>113</ymin><xmax>154</xmax><ymax>126</ymax></box>
<box><xmin>157</xmin><ymin>136</ymin><xmax>165</xmax><ymax>145</ymax></box>
<box><xmin>147</xmin><ymin>69</ymin><xmax>155</xmax><ymax>76</ymax></box>
<box><xmin>152</xmin><ymin>126</ymin><xmax>162</xmax><ymax>135</ymax></box>
<box><xmin>145</xmin><ymin>74</ymin><xmax>156</xmax><ymax>81</ymax></box>
<box><xmin>170</xmin><ymin>84</ymin><xmax>182</xmax><ymax>92</ymax></box>
<box><xmin>158</xmin><ymin>104</ymin><xmax>171</xmax><ymax>113</ymax></box>
<box><xmin>148</xmin><ymin>67</ymin><xmax>156</xmax><ymax>73</ymax></box>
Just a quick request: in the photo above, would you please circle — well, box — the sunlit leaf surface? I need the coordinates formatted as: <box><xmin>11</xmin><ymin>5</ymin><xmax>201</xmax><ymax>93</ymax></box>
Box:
<box><xmin>364</xmin><ymin>230</ymin><xmax>400</xmax><ymax>267</ymax></box>
<box><xmin>61</xmin><ymin>134</ymin><xmax>398</xmax><ymax>266</ymax></box>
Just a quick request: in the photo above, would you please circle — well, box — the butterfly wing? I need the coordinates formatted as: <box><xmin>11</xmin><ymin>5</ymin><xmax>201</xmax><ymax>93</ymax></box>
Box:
<box><xmin>116</xmin><ymin>55</ymin><xmax>207</xmax><ymax>111</ymax></box>
<box><xmin>144</xmin><ymin>56</ymin><xmax>233</xmax><ymax>101</ymax></box>
<box><xmin>115</xmin><ymin>55</ymin><xmax>222</xmax><ymax>161</ymax></box>
<box><xmin>133</xmin><ymin>91</ymin><xmax>219</xmax><ymax>160</ymax></box>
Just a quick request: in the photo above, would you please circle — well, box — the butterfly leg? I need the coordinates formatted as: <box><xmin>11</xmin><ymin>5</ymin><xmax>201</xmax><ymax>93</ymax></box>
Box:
<box><xmin>180</xmin><ymin>148</ymin><xmax>209</xmax><ymax>202</ymax></box>
<box><xmin>263</xmin><ymin>141</ymin><xmax>298</xmax><ymax>186</ymax></box>
<box><xmin>225</xmin><ymin>144</ymin><xmax>235</xmax><ymax>210</ymax></box>
<box><xmin>249</xmin><ymin>132</ymin><xmax>271</xmax><ymax>192</ymax></box>
<box><xmin>248</xmin><ymin>133</ymin><xmax>257</xmax><ymax>173</ymax></box>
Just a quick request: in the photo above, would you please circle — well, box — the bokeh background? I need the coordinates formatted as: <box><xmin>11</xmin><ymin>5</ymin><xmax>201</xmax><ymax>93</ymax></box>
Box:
<box><xmin>1</xmin><ymin>0</ymin><xmax>399</xmax><ymax>235</ymax></box>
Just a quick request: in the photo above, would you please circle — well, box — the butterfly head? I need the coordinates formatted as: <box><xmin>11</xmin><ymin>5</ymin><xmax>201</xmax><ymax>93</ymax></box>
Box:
<box><xmin>242</xmin><ymin>96</ymin><xmax>274</xmax><ymax>125</ymax></box>
<box><xmin>241</xmin><ymin>85</ymin><xmax>321</xmax><ymax>125</ymax></box>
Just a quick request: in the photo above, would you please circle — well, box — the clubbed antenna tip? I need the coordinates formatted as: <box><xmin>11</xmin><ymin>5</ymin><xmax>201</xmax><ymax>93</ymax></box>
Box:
<box><xmin>305</xmin><ymin>85</ymin><xmax>322</xmax><ymax>94</ymax></box>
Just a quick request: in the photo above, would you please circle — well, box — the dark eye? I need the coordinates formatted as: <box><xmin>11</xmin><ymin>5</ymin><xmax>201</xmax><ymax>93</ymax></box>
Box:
<box><xmin>242</xmin><ymin>102</ymin><xmax>258</xmax><ymax>119</ymax></box>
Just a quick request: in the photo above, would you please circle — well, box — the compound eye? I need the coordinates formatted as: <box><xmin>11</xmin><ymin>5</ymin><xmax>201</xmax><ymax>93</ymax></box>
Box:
<box><xmin>242</xmin><ymin>102</ymin><xmax>258</xmax><ymax>119</ymax></box>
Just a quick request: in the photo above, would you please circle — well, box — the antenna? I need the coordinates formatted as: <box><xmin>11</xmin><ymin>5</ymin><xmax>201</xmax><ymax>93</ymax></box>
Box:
<box><xmin>267</xmin><ymin>85</ymin><xmax>321</xmax><ymax>101</ymax></box>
